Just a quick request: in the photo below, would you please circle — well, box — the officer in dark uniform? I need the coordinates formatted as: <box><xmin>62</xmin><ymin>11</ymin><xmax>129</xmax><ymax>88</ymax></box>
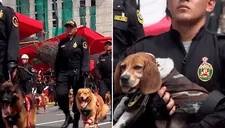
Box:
<box><xmin>18</xmin><ymin>54</ymin><xmax>35</xmax><ymax>95</ymax></box>
<box><xmin>54</xmin><ymin>20</ymin><xmax>90</xmax><ymax>128</ymax></box>
<box><xmin>35</xmin><ymin>76</ymin><xmax>44</xmax><ymax>94</ymax></box>
<box><xmin>97</xmin><ymin>41</ymin><xmax>112</xmax><ymax>101</ymax></box>
<box><xmin>0</xmin><ymin>1</ymin><xmax>19</xmax><ymax>127</ymax></box>
<box><xmin>113</xmin><ymin>0</ymin><xmax>144</xmax><ymax>69</ymax></box>
<box><xmin>116</xmin><ymin>0</ymin><xmax>225</xmax><ymax>127</ymax></box>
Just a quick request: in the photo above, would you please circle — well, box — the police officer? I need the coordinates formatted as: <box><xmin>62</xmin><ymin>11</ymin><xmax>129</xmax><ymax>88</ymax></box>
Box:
<box><xmin>54</xmin><ymin>20</ymin><xmax>90</xmax><ymax>128</ymax></box>
<box><xmin>97</xmin><ymin>41</ymin><xmax>112</xmax><ymax>101</ymax></box>
<box><xmin>118</xmin><ymin>0</ymin><xmax>225</xmax><ymax>127</ymax></box>
<box><xmin>35</xmin><ymin>75</ymin><xmax>44</xmax><ymax>95</ymax></box>
<box><xmin>18</xmin><ymin>54</ymin><xmax>35</xmax><ymax>95</ymax></box>
<box><xmin>113</xmin><ymin>0</ymin><xmax>145</xmax><ymax>69</ymax></box>
<box><xmin>0</xmin><ymin>1</ymin><xmax>19</xmax><ymax>127</ymax></box>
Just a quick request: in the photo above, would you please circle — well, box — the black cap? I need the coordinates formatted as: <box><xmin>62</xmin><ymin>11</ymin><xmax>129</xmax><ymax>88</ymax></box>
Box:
<box><xmin>104</xmin><ymin>40</ymin><xmax>112</xmax><ymax>45</ymax></box>
<box><xmin>64</xmin><ymin>20</ymin><xmax>77</xmax><ymax>27</ymax></box>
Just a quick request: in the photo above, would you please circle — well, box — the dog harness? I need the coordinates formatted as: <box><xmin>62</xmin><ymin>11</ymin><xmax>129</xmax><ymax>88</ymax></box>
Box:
<box><xmin>25</xmin><ymin>96</ymin><xmax>31</xmax><ymax>127</ymax></box>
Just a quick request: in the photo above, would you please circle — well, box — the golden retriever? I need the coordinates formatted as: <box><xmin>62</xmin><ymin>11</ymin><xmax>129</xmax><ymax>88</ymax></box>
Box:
<box><xmin>0</xmin><ymin>82</ymin><xmax>37</xmax><ymax>128</ymax></box>
<box><xmin>76</xmin><ymin>88</ymin><xmax>109</xmax><ymax>128</ymax></box>
<box><xmin>114</xmin><ymin>52</ymin><xmax>209</xmax><ymax>128</ymax></box>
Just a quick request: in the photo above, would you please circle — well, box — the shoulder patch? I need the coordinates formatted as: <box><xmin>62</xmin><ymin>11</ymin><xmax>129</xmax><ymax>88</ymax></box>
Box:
<box><xmin>0</xmin><ymin>10</ymin><xmax>3</xmax><ymax>18</ymax></box>
<box><xmin>136</xmin><ymin>10</ymin><xmax>143</xmax><ymax>24</ymax></box>
<box><xmin>12</xmin><ymin>16</ymin><xmax>18</xmax><ymax>27</ymax></box>
<box><xmin>82</xmin><ymin>41</ymin><xmax>88</xmax><ymax>49</ymax></box>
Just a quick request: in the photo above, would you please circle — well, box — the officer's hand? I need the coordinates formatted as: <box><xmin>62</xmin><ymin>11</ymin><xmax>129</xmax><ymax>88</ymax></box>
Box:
<box><xmin>158</xmin><ymin>86</ymin><xmax>176</xmax><ymax>116</ymax></box>
<box><xmin>8</xmin><ymin>62</ymin><xmax>17</xmax><ymax>74</ymax></box>
<box><xmin>82</xmin><ymin>72</ymin><xmax>89</xmax><ymax>77</ymax></box>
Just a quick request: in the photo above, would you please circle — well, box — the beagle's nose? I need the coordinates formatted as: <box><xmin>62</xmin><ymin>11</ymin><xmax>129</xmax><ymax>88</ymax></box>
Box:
<box><xmin>120</xmin><ymin>74</ymin><xmax>130</xmax><ymax>83</ymax></box>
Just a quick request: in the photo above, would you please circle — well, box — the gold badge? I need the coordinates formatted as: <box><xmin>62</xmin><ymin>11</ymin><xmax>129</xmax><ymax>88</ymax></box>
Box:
<box><xmin>12</xmin><ymin>16</ymin><xmax>18</xmax><ymax>27</ymax></box>
<box><xmin>73</xmin><ymin>42</ymin><xmax>77</xmax><ymax>48</ymax></box>
<box><xmin>197</xmin><ymin>57</ymin><xmax>213</xmax><ymax>82</ymax></box>
<box><xmin>114</xmin><ymin>12</ymin><xmax>128</xmax><ymax>22</ymax></box>
<box><xmin>83</xmin><ymin>42</ymin><xmax>87</xmax><ymax>49</ymax></box>
<box><xmin>0</xmin><ymin>10</ymin><xmax>3</xmax><ymax>18</ymax></box>
<box><xmin>136</xmin><ymin>10</ymin><xmax>143</xmax><ymax>24</ymax></box>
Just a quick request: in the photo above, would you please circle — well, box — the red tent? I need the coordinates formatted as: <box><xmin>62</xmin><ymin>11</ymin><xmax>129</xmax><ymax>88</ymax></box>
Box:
<box><xmin>16</xmin><ymin>12</ymin><xmax>43</xmax><ymax>40</ymax></box>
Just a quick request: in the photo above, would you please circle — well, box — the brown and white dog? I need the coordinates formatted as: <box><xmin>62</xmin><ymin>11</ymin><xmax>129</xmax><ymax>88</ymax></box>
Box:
<box><xmin>105</xmin><ymin>91</ymin><xmax>111</xmax><ymax>106</ymax></box>
<box><xmin>113</xmin><ymin>52</ymin><xmax>208</xmax><ymax>128</ymax></box>
<box><xmin>0</xmin><ymin>82</ymin><xmax>37</xmax><ymax>128</ymax></box>
<box><xmin>76</xmin><ymin>88</ymin><xmax>109</xmax><ymax>128</ymax></box>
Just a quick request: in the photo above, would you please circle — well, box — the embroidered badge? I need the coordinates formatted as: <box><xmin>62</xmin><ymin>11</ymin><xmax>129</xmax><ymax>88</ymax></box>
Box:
<box><xmin>0</xmin><ymin>10</ymin><xmax>3</xmax><ymax>18</ymax></box>
<box><xmin>83</xmin><ymin>42</ymin><xmax>87</xmax><ymax>49</ymax></box>
<box><xmin>197</xmin><ymin>57</ymin><xmax>213</xmax><ymax>82</ymax></box>
<box><xmin>12</xmin><ymin>16</ymin><xmax>18</xmax><ymax>27</ymax></box>
<box><xmin>136</xmin><ymin>10</ymin><xmax>143</xmax><ymax>24</ymax></box>
<box><xmin>114</xmin><ymin>12</ymin><xmax>128</xmax><ymax>22</ymax></box>
<box><xmin>73</xmin><ymin>42</ymin><xmax>77</xmax><ymax>48</ymax></box>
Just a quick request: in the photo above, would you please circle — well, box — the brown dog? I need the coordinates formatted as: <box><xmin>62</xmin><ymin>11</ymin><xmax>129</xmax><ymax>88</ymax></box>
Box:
<box><xmin>69</xmin><ymin>89</ymin><xmax>74</xmax><ymax>109</ymax></box>
<box><xmin>114</xmin><ymin>52</ymin><xmax>209</xmax><ymax>128</ymax></box>
<box><xmin>76</xmin><ymin>88</ymin><xmax>109</xmax><ymax>128</ymax></box>
<box><xmin>34</xmin><ymin>93</ymin><xmax>48</xmax><ymax>113</ymax></box>
<box><xmin>105</xmin><ymin>91</ymin><xmax>111</xmax><ymax>106</ymax></box>
<box><xmin>0</xmin><ymin>82</ymin><xmax>37</xmax><ymax>128</ymax></box>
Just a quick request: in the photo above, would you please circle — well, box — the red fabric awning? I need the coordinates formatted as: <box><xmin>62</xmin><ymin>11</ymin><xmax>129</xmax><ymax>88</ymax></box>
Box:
<box><xmin>39</xmin><ymin>26</ymin><xmax>112</xmax><ymax>54</ymax></box>
<box><xmin>19</xmin><ymin>26</ymin><xmax>111</xmax><ymax>72</ymax></box>
<box><xmin>16</xmin><ymin>12</ymin><xmax>43</xmax><ymax>40</ymax></box>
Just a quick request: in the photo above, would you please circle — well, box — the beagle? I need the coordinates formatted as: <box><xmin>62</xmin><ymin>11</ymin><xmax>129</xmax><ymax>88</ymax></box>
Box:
<box><xmin>113</xmin><ymin>52</ymin><xmax>209</xmax><ymax>128</ymax></box>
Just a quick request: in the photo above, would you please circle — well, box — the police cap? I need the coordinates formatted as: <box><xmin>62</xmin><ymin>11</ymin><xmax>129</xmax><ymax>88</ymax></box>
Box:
<box><xmin>64</xmin><ymin>20</ymin><xmax>77</xmax><ymax>28</ymax></box>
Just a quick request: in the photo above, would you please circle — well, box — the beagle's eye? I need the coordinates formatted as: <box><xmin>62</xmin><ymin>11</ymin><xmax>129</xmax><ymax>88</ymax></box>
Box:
<box><xmin>120</xmin><ymin>64</ymin><xmax>126</xmax><ymax>70</ymax></box>
<box><xmin>134</xmin><ymin>65</ymin><xmax>143</xmax><ymax>70</ymax></box>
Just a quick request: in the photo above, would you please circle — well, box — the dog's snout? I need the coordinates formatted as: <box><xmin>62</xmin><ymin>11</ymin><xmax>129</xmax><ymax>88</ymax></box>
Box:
<box><xmin>120</xmin><ymin>74</ymin><xmax>130</xmax><ymax>83</ymax></box>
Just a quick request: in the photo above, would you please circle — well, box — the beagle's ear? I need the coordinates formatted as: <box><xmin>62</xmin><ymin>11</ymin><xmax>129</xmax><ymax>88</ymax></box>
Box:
<box><xmin>139</xmin><ymin>60</ymin><xmax>162</xmax><ymax>95</ymax></box>
<box><xmin>114</xmin><ymin>62</ymin><xmax>123</xmax><ymax>94</ymax></box>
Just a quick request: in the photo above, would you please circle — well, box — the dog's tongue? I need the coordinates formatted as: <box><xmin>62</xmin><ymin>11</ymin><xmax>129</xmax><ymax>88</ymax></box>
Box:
<box><xmin>2</xmin><ymin>105</ymin><xmax>11</xmax><ymax>117</ymax></box>
<box><xmin>81</xmin><ymin>101</ymin><xmax>88</xmax><ymax>108</ymax></box>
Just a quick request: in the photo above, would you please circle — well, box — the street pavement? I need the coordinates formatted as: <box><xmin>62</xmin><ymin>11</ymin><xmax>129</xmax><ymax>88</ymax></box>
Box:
<box><xmin>35</xmin><ymin>105</ymin><xmax>112</xmax><ymax>128</ymax></box>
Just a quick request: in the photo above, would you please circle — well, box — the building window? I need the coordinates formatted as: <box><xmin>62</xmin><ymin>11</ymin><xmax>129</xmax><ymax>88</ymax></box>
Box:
<box><xmin>91</xmin><ymin>0</ymin><xmax>96</xmax><ymax>6</ymax></box>
<box><xmin>53</xmin><ymin>20</ymin><xmax>57</xmax><ymax>27</ymax></box>
<box><xmin>80</xmin><ymin>0</ymin><xmax>85</xmax><ymax>7</ymax></box>
<box><xmin>52</xmin><ymin>1</ymin><xmax>58</xmax><ymax>28</ymax></box>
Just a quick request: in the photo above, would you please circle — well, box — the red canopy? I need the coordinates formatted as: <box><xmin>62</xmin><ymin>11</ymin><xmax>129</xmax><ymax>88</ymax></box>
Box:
<box><xmin>16</xmin><ymin>12</ymin><xmax>43</xmax><ymax>40</ymax></box>
<box><xmin>20</xmin><ymin>26</ymin><xmax>111</xmax><ymax>72</ymax></box>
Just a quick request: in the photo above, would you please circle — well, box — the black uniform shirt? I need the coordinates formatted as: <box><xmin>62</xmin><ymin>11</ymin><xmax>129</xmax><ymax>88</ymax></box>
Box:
<box><xmin>124</xmin><ymin>26</ymin><xmax>225</xmax><ymax>93</ymax></box>
<box><xmin>55</xmin><ymin>34</ymin><xmax>90</xmax><ymax>75</ymax></box>
<box><xmin>113</xmin><ymin>0</ymin><xmax>144</xmax><ymax>68</ymax></box>
<box><xmin>18</xmin><ymin>64</ymin><xmax>34</xmax><ymax>82</ymax></box>
<box><xmin>97</xmin><ymin>52</ymin><xmax>112</xmax><ymax>78</ymax></box>
<box><xmin>0</xmin><ymin>4</ymin><xmax>19</xmax><ymax>74</ymax></box>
